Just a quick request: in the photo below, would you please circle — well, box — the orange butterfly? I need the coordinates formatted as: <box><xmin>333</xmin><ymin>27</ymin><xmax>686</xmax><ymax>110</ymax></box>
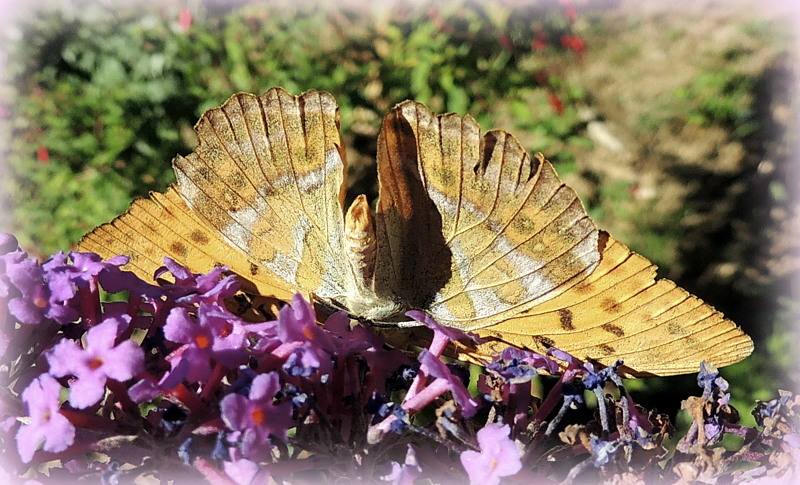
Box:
<box><xmin>79</xmin><ymin>88</ymin><xmax>753</xmax><ymax>376</ymax></box>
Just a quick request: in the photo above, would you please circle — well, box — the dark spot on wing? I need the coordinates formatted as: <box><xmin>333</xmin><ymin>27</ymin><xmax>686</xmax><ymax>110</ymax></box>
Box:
<box><xmin>532</xmin><ymin>335</ymin><xmax>555</xmax><ymax>349</ymax></box>
<box><xmin>598</xmin><ymin>344</ymin><xmax>615</xmax><ymax>355</ymax></box>
<box><xmin>602</xmin><ymin>298</ymin><xmax>622</xmax><ymax>313</ymax></box>
<box><xmin>667</xmin><ymin>322</ymin><xmax>686</xmax><ymax>335</ymax></box>
<box><xmin>597</xmin><ymin>230</ymin><xmax>609</xmax><ymax>252</ymax></box>
<box><xmin>601</xmin><ymin>323</ymin><xmax>625</xmax><ymax>337</ymax></box>
<box><xmin>222</xmin><ymin>191</ymin><xmax>240</xmax><ymax>213</ymax></box>
<box><xmin>196</xmin><ymin>165</ymin><xmax>211</xmax><ymax>180</ymax></box>
<box><xmin>189</xmin><ymin>230</ymin><xmax>210</xmax><ymax>245</ymax></box>
<box><xmin>169</xmin><ymin>241</ymin><xmax>188</xmax><ymax>258</ymax></box>
<box><xmin>227</xmin><ymin>171</ymin><xmax>247</xmax><ymax>190</ymax></box>
<box><xmin>558</xmin><ymin>309</ymin><xmax>574</xmax><ymax>331</ymax></box>
<box><xmin>573</xmin><ymin>281</ymin><xmax>593</xmax><ymax>295</ymax></box>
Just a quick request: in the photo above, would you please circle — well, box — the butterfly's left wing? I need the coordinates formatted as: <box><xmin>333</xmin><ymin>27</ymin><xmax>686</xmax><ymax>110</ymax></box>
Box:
<box><xmin>374</xmin><ymin>101</ymin><xmax>752</xmax><ymax>376</ymax></box>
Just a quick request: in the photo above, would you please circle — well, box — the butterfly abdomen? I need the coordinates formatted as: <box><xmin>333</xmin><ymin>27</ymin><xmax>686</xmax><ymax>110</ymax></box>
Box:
<box><xmin>344</xmin><ymin>194</ymin><xmax>377</xmax><ymax>289</ymax></box>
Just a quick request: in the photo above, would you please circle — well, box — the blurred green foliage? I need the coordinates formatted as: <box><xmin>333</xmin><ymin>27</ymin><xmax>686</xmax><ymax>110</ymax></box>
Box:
<box><xmin>676</xmin><ymin>70</ymin><xmax>758</xmax><ymax>137</ymax></box>
<box><xmin>6</xmin><ymin>0</ymin><xmax>590</xmax><ymax>255</ymax></box>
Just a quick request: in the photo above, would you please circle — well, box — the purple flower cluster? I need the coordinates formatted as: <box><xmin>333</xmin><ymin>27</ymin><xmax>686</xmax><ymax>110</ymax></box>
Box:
<box><xmin>1</xmin><ymin>233</ymin><xmax>797</xmax><ymax>484</ymax></box>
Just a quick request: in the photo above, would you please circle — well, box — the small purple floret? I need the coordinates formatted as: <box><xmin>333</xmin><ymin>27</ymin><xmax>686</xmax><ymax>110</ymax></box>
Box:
<box><xmin>16</xmin><ymin>374</ymin><xmax>76</xmax><ymax>462</ymax></box>
<box><xmin>46</xmin><ymin>316</ymin><xmax>144</xmax><ymax>408</ymax></box>
<box><xmin>460</xmin><ymin>424</ymin><xmax>522</xmax><ymax>485</ymax></box>
<box><xmin>220</xmin><ymin>372</ymin><xmax>293</xmax><ymax>459</ymax></box>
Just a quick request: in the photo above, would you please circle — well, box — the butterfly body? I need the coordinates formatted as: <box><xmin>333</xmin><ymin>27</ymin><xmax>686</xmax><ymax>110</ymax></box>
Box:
<box><xmin>79</xmin><ymin>88</ymin><xmax>753</xmax><ymax>376</ymax></box>
<box><xmin>340</xmin><ymin>193</ymin><xmax>407</xmax><ymax>323</ymax></box>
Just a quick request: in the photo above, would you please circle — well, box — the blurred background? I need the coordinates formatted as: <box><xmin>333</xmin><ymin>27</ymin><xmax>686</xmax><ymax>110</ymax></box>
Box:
<box><xmin>0</xmin><ymin>0</ymin><xmax>797</xmax><ymax>431</ymax></box>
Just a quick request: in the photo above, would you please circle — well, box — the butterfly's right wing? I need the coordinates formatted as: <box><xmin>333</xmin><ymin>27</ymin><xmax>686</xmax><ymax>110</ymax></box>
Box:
<box><xmin>80</xmin><ymin>88</ymin><xmax>352</xmax><ymax>302</ymax></box>
<box><xmin>79</xmin><ymin>187</ymin><xmax>295</xmax><ymax>299</ymax></box>
<box><xmin>467</xmin><ymin>234</ymin><xmax>754</xmax><ymax>376</ymax></box>
<box><xmin>373</xmin><ymin>101</ymin><xmax>602</xmax><ymax>327</ymax></box>
<box><xmin>372</xmin><ymin>100</ymin><xmax>752</xmax><ymax>377</ymax></box>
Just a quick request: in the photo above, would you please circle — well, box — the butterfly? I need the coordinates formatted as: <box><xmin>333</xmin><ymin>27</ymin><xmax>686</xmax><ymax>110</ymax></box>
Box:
<box><xmin>79</xmin><ymin>87</ymin><xmax>753</xmax><ymax>376</ymax></box>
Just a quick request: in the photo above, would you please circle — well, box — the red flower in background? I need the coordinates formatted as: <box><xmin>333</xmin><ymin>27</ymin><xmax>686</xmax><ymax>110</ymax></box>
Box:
<box><xmin>36</xmin><ymin>145</ymin><xmax>50</xmax><ymax>164</ymax></box>
<box><xmin>178</xmin><ymin>7</ymin><xmax>192</xmax><ymax>33</ymax></box>
<box><xmin>499</xmin><ymin>34</ymin><xmax>513</xmax><ymax>51</ymax></box>
<box><xmin>560</xmin><ymin>0</ymin><xmax>579</xmax><ymax>22</ymax></box>
<box><xmin>548</xmin><ymin>91</ymin><xmax>564</xmax><ymax>115</ymax></box>
<box><xmin>532</xmin><ymin>30</ymin><xmax>547</xmax><ymax>51</ymax></box>
<box><xmin>561</xmin><ymin>35</ymin><xmax>585</xmax><ymax>55</ymax></box>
